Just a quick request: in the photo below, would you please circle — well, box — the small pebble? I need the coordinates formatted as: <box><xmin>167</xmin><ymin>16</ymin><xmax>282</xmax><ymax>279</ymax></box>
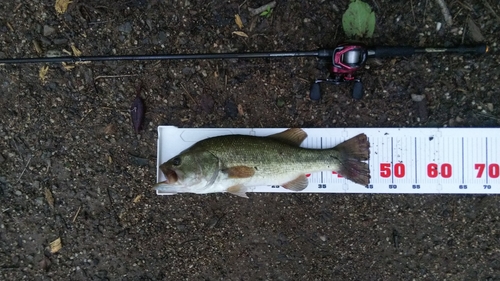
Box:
<box><xmin>53</xmin><ymin>38</ymin><xmax>68</xmax><ymax>45</ymax></box>
<box><xmin>43</xmin><ymin>25</ymin><xmax>55</xmax><ymax>37</ymax></box>
<box><xmin>411</xmin><ymin>94</ymin><xmax>425</xmax><ymax>102</ymax></box>
<box><xmin>117</xmin><ymin>22</ymin><xmax>132</xmax><ymax>34</ymax></box>
<box><xmin>436</xmin><ymin>22</ymin><xmax>442</xmax><ymax>31</ymax></box>
<box><xmin>35</xmin><ymin>197</ymin><xmax>44</xmax><ymax>206</ymax></box>
<box><xmin>276</xmin><ymin>97</ymin><xmax>285</xmax><ymax>107</ymax></box>
<box><xmin>225</xmin><ymin>100</ymin><xmax>238</xmax><ymax>118</ymax></box>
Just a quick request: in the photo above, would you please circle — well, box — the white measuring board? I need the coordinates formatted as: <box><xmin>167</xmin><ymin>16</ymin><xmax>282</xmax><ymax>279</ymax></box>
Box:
<box><xmin>156</xmin><ymin>126</ymin><xmax>499</xmax><ymax>195</ymax></box>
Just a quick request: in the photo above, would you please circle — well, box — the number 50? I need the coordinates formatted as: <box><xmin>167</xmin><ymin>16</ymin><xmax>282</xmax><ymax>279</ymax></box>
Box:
<box><xmin>380</xmin><ymin>163</ymin><xmax>405</xmax><ymax>178</ymax></box>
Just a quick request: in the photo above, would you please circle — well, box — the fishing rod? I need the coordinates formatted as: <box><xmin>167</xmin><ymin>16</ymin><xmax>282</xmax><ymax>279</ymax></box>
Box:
<box><xmin>0</xmin><ymin>43</ymin><xmax>488</xmax><ymax>100</ymax></box>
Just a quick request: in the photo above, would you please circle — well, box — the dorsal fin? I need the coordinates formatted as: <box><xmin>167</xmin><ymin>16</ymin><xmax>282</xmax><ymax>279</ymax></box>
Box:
<box><xmin>267</xmin><ymin>128</ymin><xmax>307</xmax><ymax>146</ymax></box>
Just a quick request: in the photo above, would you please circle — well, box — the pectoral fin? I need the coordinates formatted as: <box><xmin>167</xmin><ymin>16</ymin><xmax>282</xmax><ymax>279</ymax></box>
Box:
<box><xmin>268</xmin><ymin>128</ymin><xmax>307</xmax><ymax>146</ymax></box>
<box><xmin>223</xmin><ymin>166</ymin><xmax>255</xmax><ymax>178</ymax></box>
<box><xmin>282</xmin><ymin>174</ymin><xmax>309</xmax><ymax>191</ymax></box>
<box><xmin>226</xmin><ymin>184</ymin><xmax>249</xmax><ymax>198</ymax></box>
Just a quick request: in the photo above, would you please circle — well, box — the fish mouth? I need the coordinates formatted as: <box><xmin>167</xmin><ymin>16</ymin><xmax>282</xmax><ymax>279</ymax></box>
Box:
<box><xmin>164</xmin><ymin>168</ymin><xmax>178</xmax><ymax>184</ymax></box>
<box><xmin>153</xmin><ymin>168</ymin><xmax>180</xmax><ymax>193</ymax></box>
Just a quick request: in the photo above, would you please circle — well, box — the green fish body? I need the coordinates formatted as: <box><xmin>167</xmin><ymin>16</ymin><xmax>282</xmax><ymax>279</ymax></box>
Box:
<box><xmin>155</xmin><ymin>128</ymin><xmax>370</xmax><ymax>197</ymax></box>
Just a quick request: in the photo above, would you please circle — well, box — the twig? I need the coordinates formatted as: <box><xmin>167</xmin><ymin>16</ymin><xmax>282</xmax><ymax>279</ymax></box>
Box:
<box><xmin>17</xmin><ymin>156</ymin><xmax>32</xmax><ymax>182</ymax></box>
<box><xmin>483</xmin><ymin>0</ymin><xmax>500</xmax><ymax>23</ymax></box>
<box><xmin>461</xmin><ymin>15</ymin><xmax>467</xmax><ymax>44</ymax></box>
<box><xmin>238</xmin><ymin>0</ymin><xmax>248</xmax><ymax>11</ymax></box>
<box><xmin>180</xmin><ymin>84</ymin><xmax>198</xmax><ymax>105</ymax></box>
<box><xmin>423</xmin><ymin>0</ymin><xmax>428</xmax><ymax>25</ymax></box>
<box><xmin>248</xmin><ymin>1</ymin><xmax>276</xmax><ymax>16</ymax></box>
<box><xmin>410</xmin><ymin>0</ymin><xmax>416</xmax><ymax>24</ymax></box>
<box><xmin>475</xmin><ymin>112</ymin><xmax>500</xmax><ymax>121</ymax></box>
<box><xmin>80</xmin><ymin>109</ymin><xmax>93</xmax><ymax>122</ymax></box>
<box><xmin>72</xmin><ymin>206</ymin><xmax>81</xmax><ymax>222</ymax></box>
<box><xmin>94</xmin><ymin>74</ymin><xmax>138</xmax><ymax>80</ymax></box>
<box><xmin>435</xmin><ymin>0</ymin><xmax>453</xmax><ymax>26</ymax></box>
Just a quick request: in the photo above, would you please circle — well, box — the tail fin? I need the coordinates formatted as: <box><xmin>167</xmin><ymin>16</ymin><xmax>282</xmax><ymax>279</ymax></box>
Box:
<box><xmin>334</xmin><ymin>133</ymin><xmax>370</xmax><ymax>186</ymax></box>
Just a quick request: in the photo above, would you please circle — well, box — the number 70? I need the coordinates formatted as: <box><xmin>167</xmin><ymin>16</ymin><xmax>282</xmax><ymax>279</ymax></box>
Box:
<box><xmin>475</xmin><ymin>163</ymin><xmax>499</xmax><ymax>178</ymax></box>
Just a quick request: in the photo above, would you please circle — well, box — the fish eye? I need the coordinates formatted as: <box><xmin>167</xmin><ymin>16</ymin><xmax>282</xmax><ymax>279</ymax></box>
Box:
<box><xmin>172</xmin><ymin>157</ymin><xmax>182</xmax><ymax>166</ymax></box>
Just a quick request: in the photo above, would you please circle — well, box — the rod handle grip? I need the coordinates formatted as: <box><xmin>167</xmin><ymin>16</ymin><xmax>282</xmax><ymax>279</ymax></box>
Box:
<box><xmin>452</xmin><ymin>44</ymin><xmax>488</xmax><ymax>54</ymax></box>
<box><xmin>371</xmin><ymin>46</ymin><xmax>415</xmax><ymax>58</ymax></box>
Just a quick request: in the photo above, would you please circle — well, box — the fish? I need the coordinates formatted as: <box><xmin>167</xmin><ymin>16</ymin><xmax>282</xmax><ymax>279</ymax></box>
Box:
<box><xmin>154</xmin><ymin>128</ymin><xmax>370</xmax><ymax>197</ymax></box>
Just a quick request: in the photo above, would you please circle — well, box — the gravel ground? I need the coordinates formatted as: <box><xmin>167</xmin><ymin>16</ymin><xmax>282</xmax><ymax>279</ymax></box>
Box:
<box><xmin>1</xmin><ymin>0</ymin><xmax>499</xmax><ymax>280</ymax></box>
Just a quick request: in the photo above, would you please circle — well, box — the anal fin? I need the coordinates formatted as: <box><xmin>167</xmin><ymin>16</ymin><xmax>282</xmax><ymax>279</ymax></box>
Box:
<box><xmin>282</xmin><ymin>174</ymin><xmax>309</xmax><ymax>191</ymax></box>
<box><xmin>226</xmin><ymin>184</ymin><xmax>249</xmax><ymax>198</ymax></box>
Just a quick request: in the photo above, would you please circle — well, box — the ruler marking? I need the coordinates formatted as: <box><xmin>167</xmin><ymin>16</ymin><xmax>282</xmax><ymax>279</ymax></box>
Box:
<box><xmin>391</xmin><ymin>137</ymin><xmax>394</xmax><ymax>184</ymax></box>
<box><xmin>462</xmin><ymin>137</ymin><xmax>464</xmax><ymax>184</ymax></box>
<box><xmin>321</xmin><ymin>137</ymin><xmax>323</xmax><ymax>184</ymax></box>
<box><xmin>415</xmin><ymin>137</ymin><xmax>418</xmax><ymax>184</ymax></box>
<box><xmin>367</xmin><ymin>136</ymin><xmax>370</xmax><ymax>187</ymax></box>
<box><xmin>486</xmin><ymin>137</ymin><xmax>488</xmax><ymax>184</ymax></box>
<box><xmin>157</xmin><ymin>127</ymin><xmax>500</xmax><ymax>194</ymax></box>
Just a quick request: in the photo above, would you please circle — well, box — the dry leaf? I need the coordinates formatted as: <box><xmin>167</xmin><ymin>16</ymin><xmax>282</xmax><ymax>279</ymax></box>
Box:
<box><xmin>39</xmin><ymin>66</ymin><xmax>49</xmax><ymax>84</ymax></box>
<box><xmin>103</xmin><ymin>124</ymin><xmax>116</xmax><ymax>135</ymax></box>
<box><xmin>232</xmin><ymin>31</ymin><xmax>248</xmax><ymax>38</ymax></box>
<box><xmin>71</xmin><ymin>44</ymin><xmax>82</xmax><ymax>56</ymax></box>
<box><xmin>467</xmin><ymin>18</ymin><xmax>485</xmax><ymax>42</ymax></box>
<box><xmin>235</xmin><ymin>14</ymin><xmax>243</xmax><ymax>29</ymax></box>
<box><xmin>50</xmin><ymin>238</ymin><xmax>62</xmax><ymax>253</ymax></box>
<box><xmin>33</xmin><ymin>40</ymin><xmax>43</xmax><ymax>54</ymax></box>
<box><xmin>61</xmin><ymin>62</ymin><xmax>75</xmax><ymax>71</ymax></box>
<box><xmin>237</xmin><ymin>104</ymin><xmax>245</xmax><ymax>115</ymax></box>
<box><xmin>44</xmin><ymin>187</ymin><xmax>54</xmax><ymax>209</ymax></box>
<box><xmin>55</xmin><ymin>0</ymin><xmax>72</xmax><ymax>14</ymax></box>
<box><xmin>133</xmin><ymin>195</ymin><xmax>142</xmax><ymax>203</ymax></box>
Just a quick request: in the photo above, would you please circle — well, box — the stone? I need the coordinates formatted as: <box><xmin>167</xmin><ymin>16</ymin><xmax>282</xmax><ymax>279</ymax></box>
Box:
<box><xmin>43</xmin><ymin>25</ymin><xmax>55</xmax><ymax>37</ymax></box>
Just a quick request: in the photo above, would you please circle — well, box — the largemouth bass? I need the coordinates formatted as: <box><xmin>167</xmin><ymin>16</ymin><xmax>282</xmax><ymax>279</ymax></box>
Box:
<box><xmin>154</xmin><ymin>128</ymin><xmax>370</xmax><ymax>197</ymax></box>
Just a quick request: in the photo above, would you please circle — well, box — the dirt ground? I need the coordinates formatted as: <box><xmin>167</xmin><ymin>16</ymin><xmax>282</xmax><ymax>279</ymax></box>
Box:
<box><xmin>1</xmin><ymin>0</ymin><xmax>499</xmax><ymax>280</ymax></box>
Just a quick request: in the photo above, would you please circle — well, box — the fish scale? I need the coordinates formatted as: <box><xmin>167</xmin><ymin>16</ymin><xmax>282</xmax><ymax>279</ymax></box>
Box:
<box><xmin>157</xmin><ymin>127</ymin><xmax>499</xmax><ymax>195</ymax></box>
<box><xmin>200</xmin><ymin>136</ymin><xmax>342</xmax><ymax>174</ymax></box>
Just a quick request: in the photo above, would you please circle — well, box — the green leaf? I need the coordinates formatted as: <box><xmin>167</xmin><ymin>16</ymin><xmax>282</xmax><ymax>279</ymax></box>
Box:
<box><xmin>342</xmin><ymin>0</ymin><xmax>376</xmax><ymax>38</ymax></box>
<box><xmin>260</xmin><ymin>7</ymin><xmax>272</xmax><ymax>18</ymax></box>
